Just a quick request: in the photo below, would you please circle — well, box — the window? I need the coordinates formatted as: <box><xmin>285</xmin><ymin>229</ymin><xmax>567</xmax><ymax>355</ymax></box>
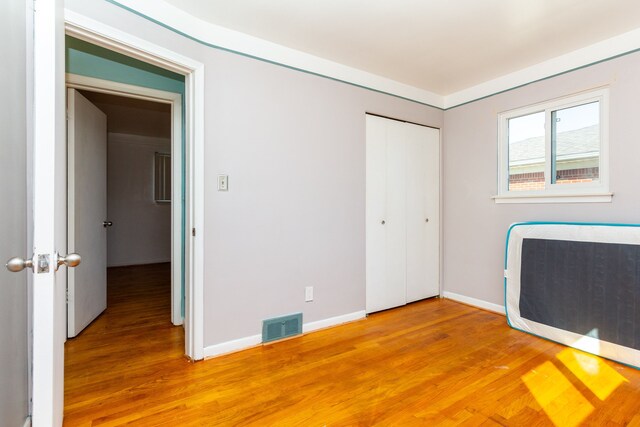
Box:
<box><xmin>497</xmin><ymin>88</ymin><xmax>610</xmax><ymax>203</ymax></box>
<box><xmin>154</xmin><ymin>152</ymin><xmax>171</xmax><ymax>203</ymax></box>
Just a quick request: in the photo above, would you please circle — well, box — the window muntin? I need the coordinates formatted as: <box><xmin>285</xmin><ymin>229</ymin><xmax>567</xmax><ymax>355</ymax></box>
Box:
<box><xmin>498</xmin><ymin>88</ymin><xmax>608</xmax><ymax>199</ymax></box>
<box><xmin>154</xmin><ymin>152</ymin><xmax>171</xmax><ymax>203</ymax></box>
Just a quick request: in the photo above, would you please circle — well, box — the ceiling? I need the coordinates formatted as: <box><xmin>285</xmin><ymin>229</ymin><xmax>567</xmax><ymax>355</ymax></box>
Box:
<box><xmin>81</xmin><ymin>91</ymin><xmax>171</xmax><ymax>139</ymax></box>
<box><xmin>160</xmin><ymin>0</ymin><xmax>640</xmax><ymax>96</ymax></box>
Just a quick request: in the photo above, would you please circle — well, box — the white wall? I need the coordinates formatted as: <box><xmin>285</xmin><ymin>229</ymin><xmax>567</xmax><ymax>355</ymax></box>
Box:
<box><xmin>443</xmin><ymin>50</ymin><xmax>640</xmax><ymax>309</ymax></box>
<box><xmin>66</xmin><ymin>0</ymin><xmax>444</xmax><ymax>348</ymax></box>
<box><xmin>107</xmin><ymin>132</ymin><xmax>171</xmax><ymax>267</ymax></box>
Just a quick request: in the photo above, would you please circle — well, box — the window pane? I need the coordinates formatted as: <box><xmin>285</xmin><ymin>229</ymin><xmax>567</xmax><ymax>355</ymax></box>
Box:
<box><xmin>552</xmin><ymin>101</ymin><xmax>599</xmax><ymax>185</ymax></box>
<box><xmin>508</xmin><ymin>111</ymin><xmax>545</xmax><ymax>191</ymax></box>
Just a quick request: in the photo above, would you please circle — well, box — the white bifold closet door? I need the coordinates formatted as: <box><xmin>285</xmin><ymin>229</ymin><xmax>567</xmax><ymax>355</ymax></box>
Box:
<box><xmin>366</xmin><ymin>114</ymin><xmax>439</xmax><ymax>314</ymax></box>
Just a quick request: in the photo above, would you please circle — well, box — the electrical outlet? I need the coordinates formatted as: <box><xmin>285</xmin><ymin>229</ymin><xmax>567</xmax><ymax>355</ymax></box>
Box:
<box><xmin>305</xmin><ymin>286</ymin><xmax>313</xmax><ymax>302</ymax></box>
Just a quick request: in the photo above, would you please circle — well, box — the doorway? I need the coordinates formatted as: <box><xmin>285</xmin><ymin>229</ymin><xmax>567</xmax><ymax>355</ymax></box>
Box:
<box><xmin>66</xmin><ymin>75</ymin><xmax>184</xmax><ymax>335</ymax></box>
<box><xmin>66</xmin><ymin>86</ymin><xmax>180</xmax><ymax>341</ymax></box>
<box><xmin>27</xmin><ymin>15</ymin><xmax>206</xmax><ymax>422</ymax></box>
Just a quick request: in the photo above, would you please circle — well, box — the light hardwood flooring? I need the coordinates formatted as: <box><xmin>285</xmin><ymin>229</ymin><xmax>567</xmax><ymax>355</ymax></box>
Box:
<box><xmin>64</xmin><ymin>264</ymin><xmax>640</xmax><ymax>426</ymax></box>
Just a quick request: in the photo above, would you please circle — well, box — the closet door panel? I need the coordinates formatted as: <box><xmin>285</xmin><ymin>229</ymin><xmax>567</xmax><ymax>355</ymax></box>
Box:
<box><xmin>423</xmin><ymin>127</ymin><xmax>440</xmax><ymax>299</ymax></box>
<box><xmin>406</xmin><ymin>125</ymin><xmax>440</xmax><ymax>302</ymax></box>
<box><xmin>383</xmin><ymin>120</ymin><xmax>408</xmax><ymax>310</ymax></box>
<box><xmin>366</xmin><ymin>116</ymin><xmax>392</xmax><ymax>313</ymax></box>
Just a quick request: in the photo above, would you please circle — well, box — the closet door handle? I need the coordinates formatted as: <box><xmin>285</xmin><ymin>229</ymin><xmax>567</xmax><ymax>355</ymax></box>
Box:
<box><xmin>425</xmin><ymin>218</ymin><xmax>429</xmax><ymax>223</ymax></box>
<box><xmin>381</xmin><ymin>220</ymin><xmax>386</xmax><ymax>225</ymax></box>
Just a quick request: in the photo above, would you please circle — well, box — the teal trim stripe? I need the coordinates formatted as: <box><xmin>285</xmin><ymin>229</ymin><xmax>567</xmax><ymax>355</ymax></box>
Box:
<box><xmin>66</xmin><ymin>36</ymin><xmax>185</xmax><ymax>94</ymax></box>
<box><xmin>180</xmin><ymin>100</ymin><xmax>186</xmax><ymax>318</ymax></box>
<box><xmin>446</xmin><ymin>47</ymin><xmax>640</xmax><ymax>111</ymax></box>
<box><xmin>104</xmin><ymin>0</ymin><xmax>442</xmax><ymax>111</ymax></box>
<box><xmin>106</xmin><ymin>0</ymin><xmax>640</xmax><ymax>112</ymax></box>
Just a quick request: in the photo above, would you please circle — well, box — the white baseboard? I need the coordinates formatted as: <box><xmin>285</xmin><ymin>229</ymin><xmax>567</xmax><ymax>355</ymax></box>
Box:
<box><xmin>203</xmin><ymin>334</ymin><xmax>262</xmax><ymax>359</ymax></box>
<box><xmin>443</xmin><ymin>291</ymin><xmax>505</xmax><ymax>315</ymax></box>
<box><xmin>303</xmin><ymin>310</ymin><xmax>366</xmax><ymax>333</ymax></box>
<box><xmin>203</xmin><ymin>310</ymin><xmax>367</xmax><ymax>359</ymax></box>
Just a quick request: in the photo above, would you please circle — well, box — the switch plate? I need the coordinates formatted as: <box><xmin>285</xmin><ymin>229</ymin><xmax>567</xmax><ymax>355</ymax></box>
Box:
<box><xmin>218</xmin><ymin>174</ymin><xmax>228</xmax><ymax>191</ymax></box>
<box><xmin>305</xmin><ymin>286</ymin><xmax>313</xmax><ymax>302</ymax></box>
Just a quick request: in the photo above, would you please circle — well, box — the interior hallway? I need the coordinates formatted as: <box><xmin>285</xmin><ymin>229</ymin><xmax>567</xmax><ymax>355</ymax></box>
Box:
<box><xmin>64</xmin><ymin>263</ymin><xmax>184</xmax><ymax>425</ymax></box>
<box><xmin>64</xmin><ymin>268</ymin><xmax>640</xmax><ymax>425</ymax></box>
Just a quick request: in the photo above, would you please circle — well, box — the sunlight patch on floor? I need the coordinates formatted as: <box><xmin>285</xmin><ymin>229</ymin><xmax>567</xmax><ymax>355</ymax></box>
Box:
<box><xmin>556</xmin><ymin>348</ymin><xmax>627</xmax><ymax>401</ymax></box>
<box><xmin>522</xmin><ymin>361</ymin><xmax>593</xmax><ymax>427</ymax></box>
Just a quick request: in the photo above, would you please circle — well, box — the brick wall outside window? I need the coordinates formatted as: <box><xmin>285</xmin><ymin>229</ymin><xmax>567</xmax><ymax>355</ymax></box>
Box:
<box><xmin>509</xmin><ymin>167</ymin><xmax>599</xmax><ymax>191</ymax></box>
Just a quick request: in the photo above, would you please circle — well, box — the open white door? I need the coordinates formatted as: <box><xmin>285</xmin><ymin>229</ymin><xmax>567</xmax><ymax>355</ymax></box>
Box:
<box><xmin>67</xmin><ymin>89</ymin><xmax>108</xmax><ymax>337</ymax></box>
<box><xmin>32</xmin><ymin>0</ymin><xmax>68</xmax><ymax>425</ymax></box>
<box><xmin>1</xmin><ymin>0</ymin><xmax>30</xmax><ymax>425</ymax></box>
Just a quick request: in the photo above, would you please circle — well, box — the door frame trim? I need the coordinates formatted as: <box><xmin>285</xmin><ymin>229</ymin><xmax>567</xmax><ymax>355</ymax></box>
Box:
<box><xmin>64</xmin><ymin>10</ymin><xmax>205</xmax><ymax>360</ymax></box>
<box><xmin>66</xmin><ymin>75</ymin><xmax>184</xmax><ymax>328</ymax></box>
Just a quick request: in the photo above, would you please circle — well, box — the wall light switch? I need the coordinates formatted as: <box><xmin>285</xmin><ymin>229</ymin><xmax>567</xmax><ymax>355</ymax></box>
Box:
<box><xmin>218</xmin><ymin>175</ymin><xmax>229</xmax><ymax>191</ymax></box>
<box><xmin>305</xmin><ymin>286</ymin><xmax>313</xmax><ymax>302</ymax></box>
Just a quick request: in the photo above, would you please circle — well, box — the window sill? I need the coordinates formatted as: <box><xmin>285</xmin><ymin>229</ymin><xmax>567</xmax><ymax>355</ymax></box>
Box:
<box><xmin>492</xmin><ymin>192</ymin><xmax>613</xmax><ymax>204</ymax></box>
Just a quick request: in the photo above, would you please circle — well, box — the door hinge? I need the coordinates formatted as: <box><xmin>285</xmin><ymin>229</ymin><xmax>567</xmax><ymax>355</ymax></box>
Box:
<box><xmin>192</xmin><ymin>228</ymin><xmax>196</xmax><ymax>237</ymax></box>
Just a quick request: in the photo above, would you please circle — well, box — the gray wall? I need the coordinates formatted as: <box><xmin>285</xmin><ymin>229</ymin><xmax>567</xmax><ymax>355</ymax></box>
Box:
<box><xmin>0</xmin><ymin>0</ymin><xmax>28</xmax><ymax>423</ymax></box>
<box><xmin>443</xmin><ymin>51</ymin><xmax>640</xmax><ymax>307</ymax></box>
<box><xmin>66</xmin><ymin>0</ymin><xmax>444</xmax><ymax>347</ymax></box>
<box><xmin>107</xmin><ymin>133</ymin><xmax>171</xmax><ymax>267</ymax></box>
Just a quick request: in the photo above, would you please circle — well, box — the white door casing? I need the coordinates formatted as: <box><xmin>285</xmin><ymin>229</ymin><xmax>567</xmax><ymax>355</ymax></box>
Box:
<box><xmin>63</xmin><ymin>10</ymin><xmax>206</xmax><ymax>361</ymax></box>
<box><xmin>0</xmin><ymin>0</ymin><xmax>30</xmax><ymax>424</ymax></box>
<box><xmin>67</xmin><ymin>88</ymin><xmax>108</xmax><ymax>337</ymax></box>
<box><xmin>365</xmin><ymin>114</ymin><xmax>440</xmax><ymax>314</ymax></box>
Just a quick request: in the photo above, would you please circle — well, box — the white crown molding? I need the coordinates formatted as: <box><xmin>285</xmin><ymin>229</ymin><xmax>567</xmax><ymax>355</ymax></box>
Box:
<box><xmin>444</xmin><ymin>26</ymin><xmax>640</xmax><ymax>109</ymax></box>
<box><xmin>107</xmin><ymin>0</ymin><xmax>443</xmax><ymax>108</ymax></box>
<box><xmin>105</xmin><ymin>1</ymin><xmax>640</xmax><ymax>111</ymax></box>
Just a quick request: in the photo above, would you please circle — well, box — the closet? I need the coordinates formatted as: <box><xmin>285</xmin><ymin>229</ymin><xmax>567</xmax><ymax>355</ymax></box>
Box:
<box><xmin>365</xmin><ymin>114</ymin><xmax>440</xmax><ymax>313</ymax></box>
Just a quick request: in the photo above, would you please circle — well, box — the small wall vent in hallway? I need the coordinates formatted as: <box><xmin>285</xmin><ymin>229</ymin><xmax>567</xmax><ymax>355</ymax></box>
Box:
<box><xmin>262</xmin><ymin>313</ymin><xmax>303</xmax><ymax>343</ymax></box>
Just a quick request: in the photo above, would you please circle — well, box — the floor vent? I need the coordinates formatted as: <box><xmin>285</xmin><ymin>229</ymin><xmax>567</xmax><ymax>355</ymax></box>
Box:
<box><xmin>262</xmin><ymin>313</ymin><xmax>303</xmax><ymax>343</ymax></box>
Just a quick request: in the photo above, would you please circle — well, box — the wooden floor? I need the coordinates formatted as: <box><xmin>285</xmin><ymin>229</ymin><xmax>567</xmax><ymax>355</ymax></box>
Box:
<box><xmin>65</xmin><ymin>265</ymin><xmax>640</xmax><ymax>426</ymax></box>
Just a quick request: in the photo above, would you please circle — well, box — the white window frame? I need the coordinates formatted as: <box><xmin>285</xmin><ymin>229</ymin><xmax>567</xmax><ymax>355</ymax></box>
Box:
<box><xmin>495</xmin><ymin>87</ymin><xmax>611</xmax><ymax>204</ymax></box>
